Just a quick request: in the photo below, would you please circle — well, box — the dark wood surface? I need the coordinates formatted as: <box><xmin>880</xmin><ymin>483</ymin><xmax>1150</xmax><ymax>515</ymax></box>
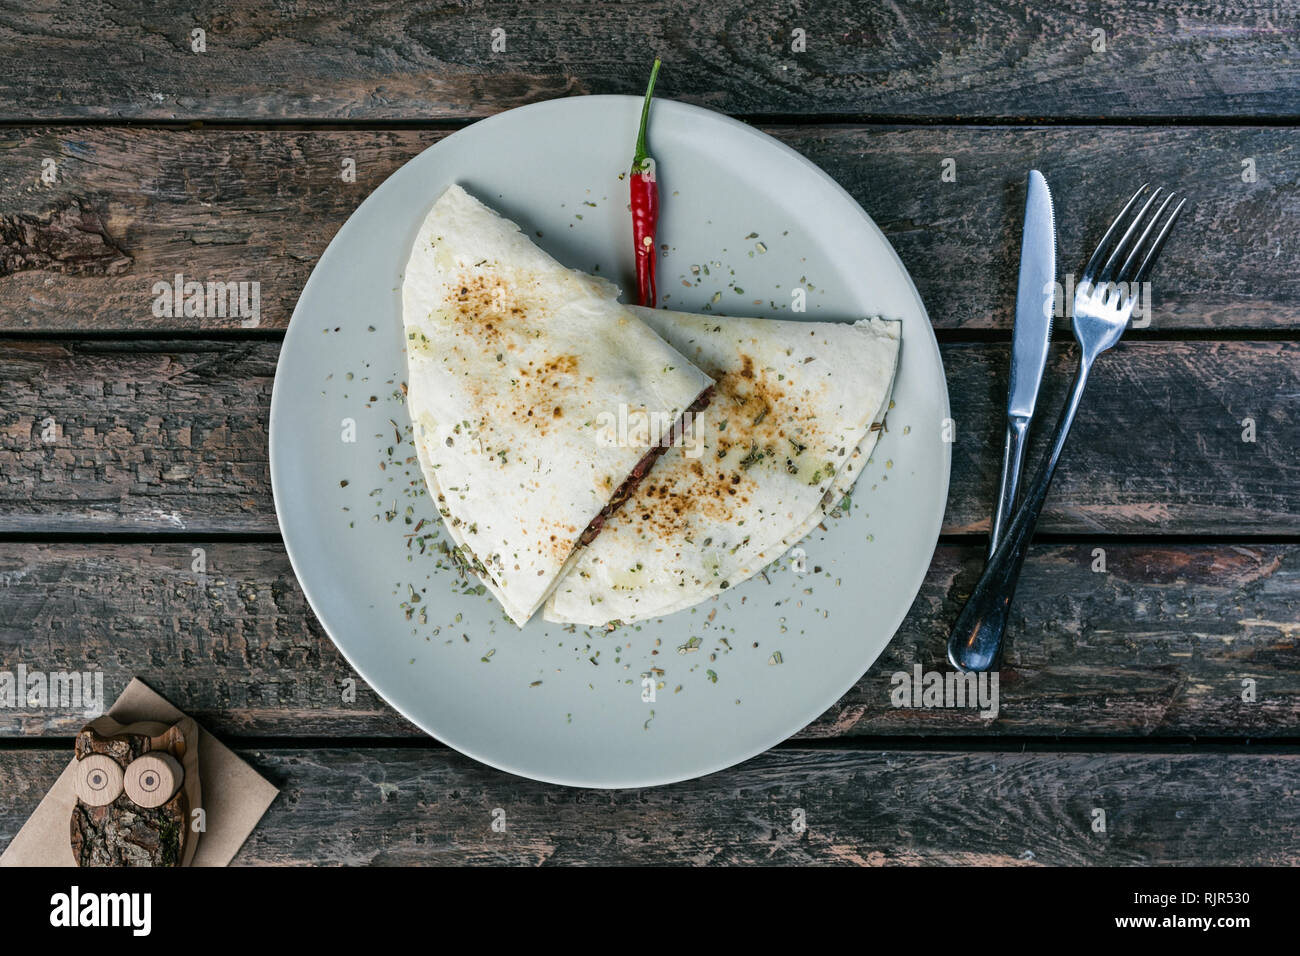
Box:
<box><xmin>2</xmin><ymin>1</ymin><xmax>1297</xmax><ymax>122</ymax></box>
<box><xmin>2</xmin><ymin>339</ymin><xmax>1294</xmax><ymax>534</ymax></box>
<box><xmin>4</xmin><ymin>747</ymin><xmax>1298</xmax><ymax>865</ymax></box>
<box><xmin>1</xmin><ymin>126</ymin><xmax>1296</xmax><ymax>332</ymax></box>
<box><xmin>0</xmin><ymin>1</ymin><xmax>1296</xmax><ymax>866</ymax></box>
<box><xmin>0</xmin><ymin>542</ymin><xmax>1296</xmax><ymax>739</ymax></box>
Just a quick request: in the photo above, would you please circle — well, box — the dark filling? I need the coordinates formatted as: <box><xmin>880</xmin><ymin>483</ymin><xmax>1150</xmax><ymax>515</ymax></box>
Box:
<box><xmin>576</xmin><ymin>385</ymin><xmax>715</xmax><ymax>548</ymax></box>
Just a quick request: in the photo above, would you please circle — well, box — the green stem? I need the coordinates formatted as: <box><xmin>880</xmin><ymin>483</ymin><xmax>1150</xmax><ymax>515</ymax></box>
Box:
<box><xmin>632</xmin><ymin>58</ymin><xmax>661</xmax><ymax>171</ymax></box>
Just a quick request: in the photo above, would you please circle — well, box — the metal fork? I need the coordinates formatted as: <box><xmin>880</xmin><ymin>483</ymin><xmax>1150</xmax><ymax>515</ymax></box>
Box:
<box><xmin>947</xmin><ymin>184</ymin><xmax>1186</xmax><ymax>672</ymax></box>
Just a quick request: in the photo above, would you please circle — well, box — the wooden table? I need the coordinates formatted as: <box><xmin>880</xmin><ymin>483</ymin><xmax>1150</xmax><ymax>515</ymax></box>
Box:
<box><xmin>1</xmin><ymin>1</ymin><xmax>1297</xmax><ymax>865</ymax></box>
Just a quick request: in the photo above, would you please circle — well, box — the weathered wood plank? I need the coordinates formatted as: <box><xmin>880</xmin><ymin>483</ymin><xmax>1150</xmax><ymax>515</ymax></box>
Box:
<box><xmin>1</xmin><ymin>1</ymin><xmax>1297</xmax><ymax>122</ymax></box>
<box><xmin>0</xmin><ymin>125</ymin><xmax>1294</xmax><ymax>331</ymax></box>
<box><xmin>4</xmin><ymin>747</ymin><xmax>1298</xmax><ymax>864</ymax></box>
<box><xmin>781</xmin><ymin>124</ymin><xmax>1300</xmax><ymax>332</ymax></box>
<box><xmin>0</xmin><ymin>340</ymin><xmax>274</xmax><ymax>532</ymax></box>
<box><xmin>0</xmin><ymin>339</ymin><xmax>1293</xmax><ymax>534</ymax></box>
<box><xmin>943</xmin><ymin>340</ymin><xmax>1300</xmax><ymax>536</ymax></box>
<box><xmin>0</xmin><ymin>541</ymin><xmax>1295</xmax><ymax>739</ymax></box>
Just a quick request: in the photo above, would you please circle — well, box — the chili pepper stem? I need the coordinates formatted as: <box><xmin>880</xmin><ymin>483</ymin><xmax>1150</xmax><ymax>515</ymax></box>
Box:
<box><xmin>632</xmin><ymin>58</ymin><xmax>661</xmax><ymax>172</ymax></box>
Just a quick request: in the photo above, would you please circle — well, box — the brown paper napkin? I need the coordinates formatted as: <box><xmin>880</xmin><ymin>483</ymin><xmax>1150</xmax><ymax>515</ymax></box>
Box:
<box><xmin>1</xmin><ymin>678</ymin><xmax>278</xmax><ymax>867</ymax></box>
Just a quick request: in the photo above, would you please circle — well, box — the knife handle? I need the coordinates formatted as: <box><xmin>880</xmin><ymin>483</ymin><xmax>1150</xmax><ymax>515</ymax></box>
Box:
<box><xmin>988</xmin><ymin>418</ymin><xmax>1029</xmax><ymax>558</ymax></box>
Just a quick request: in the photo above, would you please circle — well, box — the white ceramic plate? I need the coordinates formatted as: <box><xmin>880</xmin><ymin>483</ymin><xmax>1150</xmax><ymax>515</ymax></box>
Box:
<box><xmin>270</xmin><ymin>96</ymin><xmax>950</xmax><ymax>788</ymax></box>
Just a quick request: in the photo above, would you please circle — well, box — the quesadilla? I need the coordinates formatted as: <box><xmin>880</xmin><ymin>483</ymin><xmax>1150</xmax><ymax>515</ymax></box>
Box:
<box><xmin>544</xmin><ymin>307</ymin><xmax>901</xmax><ymax>626</ymax></box>
<box><xmin>402</xmin><ymin>185</ymin><xmax>713</xmax><ymax>627</ymax></box>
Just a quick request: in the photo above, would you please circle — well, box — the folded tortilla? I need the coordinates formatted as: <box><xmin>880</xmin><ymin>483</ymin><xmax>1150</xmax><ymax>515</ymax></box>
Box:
<box><xmin>402</xmin><ymin>185</ymin><xmax>714</xmax><ymax>626</ymax></box>
<box><xmin>545</xmin><ymin>307</ymin><xmax>901</xmax><ymax>626</ymax></box>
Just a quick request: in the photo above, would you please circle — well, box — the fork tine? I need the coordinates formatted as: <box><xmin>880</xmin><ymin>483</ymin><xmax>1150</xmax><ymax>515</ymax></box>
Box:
<box><xmin>1133</xmin><ymin>196</ymin><xmax>1187</xmax><ymax>286</ymax></box>
<box><xmin>1116</xmin><ymin>191</ymin><xmax>1177</xmax><ymax>285</ymax></box>
<box><xmin>1079</xmin><ymin>183</ymin><xmax>1148</xmax><ymax>286</ymax></box>
<box><xmin>1096</xmin><ymin>187</ymin><xmax>1163</xmax><ymax>287</ymax></box>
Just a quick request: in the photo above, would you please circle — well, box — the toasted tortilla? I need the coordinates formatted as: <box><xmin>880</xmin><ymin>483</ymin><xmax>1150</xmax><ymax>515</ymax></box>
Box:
<box><xmin>402</xmin><ymin>185</ymin><xmax>713</xmax><ymax>626</ymax></box>
<box><xmin>544</xmin><ymin>307</ymin><xmax>901</xmax><ymax>626</ymax></box>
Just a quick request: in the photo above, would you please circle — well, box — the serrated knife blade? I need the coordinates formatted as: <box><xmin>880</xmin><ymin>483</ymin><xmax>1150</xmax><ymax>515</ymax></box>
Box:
<box><xmin>988</xmin><ymin>170</ymin><xmax>1056</xmax><ymax>556</ymax></box>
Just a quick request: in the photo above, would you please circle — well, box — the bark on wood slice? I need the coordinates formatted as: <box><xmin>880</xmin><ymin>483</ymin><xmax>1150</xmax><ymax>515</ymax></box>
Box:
<box><xmin>68</xmin><ymin>725</ymin><xmax>188</xmax><ymax>867</ymax></box>
<box><xmin>69</xmin><ymin>792</ymin><xmax>187</xmax><ymax>866</ymax></box>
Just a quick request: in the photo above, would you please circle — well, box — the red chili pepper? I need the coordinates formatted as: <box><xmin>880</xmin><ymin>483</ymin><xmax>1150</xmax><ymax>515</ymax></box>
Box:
<box><xmin>630</xmin><ymin>58</ymin><xmax>661</xmax><ymax>308</ymax></box>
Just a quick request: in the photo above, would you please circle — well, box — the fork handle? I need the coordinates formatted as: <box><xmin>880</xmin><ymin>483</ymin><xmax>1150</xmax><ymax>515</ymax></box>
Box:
<box><xmin>988</xmin><ymin>417</ymin><xmax>1030</xmax><ymax>558</ymax></box>
<box><xmin>947</xmin><ymin>356</ymin><xmax>1094</xmax><ymax>672</ymax></box>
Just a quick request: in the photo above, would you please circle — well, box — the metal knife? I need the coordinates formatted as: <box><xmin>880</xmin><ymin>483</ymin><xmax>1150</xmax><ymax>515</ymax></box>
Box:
<box><xmin>987</xmin><ymin>170</ymin><xmax>1056</xmax><ymax>557</ymax></box>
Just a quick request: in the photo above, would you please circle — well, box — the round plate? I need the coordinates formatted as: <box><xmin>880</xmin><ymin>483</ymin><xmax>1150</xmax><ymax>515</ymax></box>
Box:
<box><xmin>271</xmin><ymin>96</ymin><xmax>950</xmax><ymax>788</ymax></box>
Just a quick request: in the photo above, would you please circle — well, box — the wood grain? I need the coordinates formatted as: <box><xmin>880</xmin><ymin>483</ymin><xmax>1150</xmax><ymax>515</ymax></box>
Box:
<box><xmin>0</xmin><ymin>125</ymin><xmax>1294</xmax><ymax>332</ymax></box>
<box><xmin>0</xmin><ymin>0</ymin><xmax>1293</xmax><ymax>869</ymax></box>
<box><xmin>1</xmin><ymin>1</ymin><xmax>1297</xmax><ymax>122</ymax></box>
<box><xmin>0</xmin><ymin>541</ymin><xmax>1295</xmax><ymax>739</ymax></box>
<box><xmin>0</xmin><ymin>339</ymin><xmax>1293</xmax><ymax>535</ymax></box>
<box><xmin>5</xmin><ymin>746</ymin><xmax>1299</xmax><ymax>864</ymax></box>
<box><xmin>0</xmin><ymin>340</ymin><xmax>274</xmax><ymax>532</ymax></box>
